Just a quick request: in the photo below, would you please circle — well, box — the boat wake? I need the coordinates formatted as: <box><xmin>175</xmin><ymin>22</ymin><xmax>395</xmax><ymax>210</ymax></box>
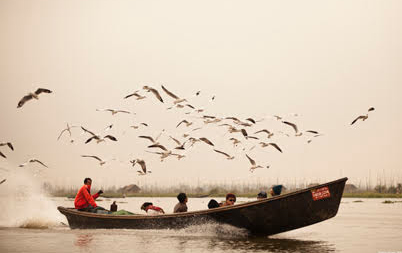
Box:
<box><xmin>163</xmin><ymin>222</ymin><xmax>250</xmax><ymax>239</ymax></box>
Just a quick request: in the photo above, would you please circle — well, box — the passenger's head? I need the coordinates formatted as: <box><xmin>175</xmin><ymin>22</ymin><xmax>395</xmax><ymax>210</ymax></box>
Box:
<box><xmin>270</xmin><ymin>185</ymin><xmax>283</xmax><ymax>196</ymax></box>
<box><xmin>208</xmin><ymin>199</ymin><xmax>220</xmax><ymax>209</ymax></box>
<box><xmin>84</xmin><ymin>178</ymin><xmax>92</xmax><ymax>185</ymax></box>
<box><xmin>225</xmin><ymin>193</ymin><xmax>236</xmax><ymax>205</ymax></box>
<box><xmin>177</xmin><ymin>193</ymin><xmax>187</xmax><ymax>203</ymax></box>
<box><xmin>141</xmin><ymin>202</ymin><xmax>153</xmax><ymax>211</ymax></box>
<box><xmin>257</xmin><ymin>191</ymin><xmax>267</xmax><ymax>200</ymax></box>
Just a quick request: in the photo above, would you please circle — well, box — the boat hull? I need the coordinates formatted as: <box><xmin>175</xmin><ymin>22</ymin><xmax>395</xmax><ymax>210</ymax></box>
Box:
<box><xmin>58</xmin><ymin>177</ymin><xmax>347</xmax><ymax>236</ymax></box>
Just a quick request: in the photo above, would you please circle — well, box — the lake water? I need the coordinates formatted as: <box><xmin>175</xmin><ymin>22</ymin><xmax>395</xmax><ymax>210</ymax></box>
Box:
<box><xmin>0</xmin><ymin>197</ymin><xmax>401</xmax><ymax>253</ymax></box>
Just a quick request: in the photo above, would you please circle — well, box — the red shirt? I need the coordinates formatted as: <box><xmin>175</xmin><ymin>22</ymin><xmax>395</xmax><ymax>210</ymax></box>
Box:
<box><xmin>74</xmin><ymin>184</ymin><xmax>100</xmax><ymax>209</ymax></box>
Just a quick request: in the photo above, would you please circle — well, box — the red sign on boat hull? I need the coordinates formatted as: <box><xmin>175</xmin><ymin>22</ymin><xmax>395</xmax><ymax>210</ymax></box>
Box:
<box><xmin>311</xmin><ymin>186</ymin><xmax>331</xmax><ymax>201</ymax></box>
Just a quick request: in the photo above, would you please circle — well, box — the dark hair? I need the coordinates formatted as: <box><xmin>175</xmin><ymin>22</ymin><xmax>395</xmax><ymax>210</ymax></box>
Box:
<box><xmin>272</xmin><ymin>185</ymin><xmax>283</xmax><ymax>196</ymax></box>
<box><xmin>208</xmin><ymin>199</ymin><xmax>220</xmax><ymax>209</ymax></box>
<box><xmin>257</xmin><ymin>191</ymin><xmax>267</xmax><ymax>198</ymax></box>
<box><xmin>226</xmin><ymin>193</ymin><xmax>236</xmax><ymax>201</ymax></box>
<box><xmin>141</xmin><ymin>202</ymin><xmax>153</xmax><ymax>210</ymax></box>
<box><xmin>84</xmin><ymin>178</ymin><xmax>92</xmax><ymax>184</ymax></box>
<box><xmin>177</xmin><ymin>193</ymin><xmax>187</xmax><ymax>203</ymax></box>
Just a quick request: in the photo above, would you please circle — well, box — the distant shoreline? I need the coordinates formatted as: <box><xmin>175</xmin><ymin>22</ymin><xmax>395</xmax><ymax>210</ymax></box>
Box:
<box><xmin>59</xmin><ymin>192</ymin><xmax>402</xmax><ymax>199</ymax></box>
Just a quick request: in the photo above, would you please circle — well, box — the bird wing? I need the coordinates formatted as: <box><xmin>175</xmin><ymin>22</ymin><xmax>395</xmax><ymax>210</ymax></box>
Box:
<box><xmin>255</xmin><ymin>129</ymin><xmax>270</xmax><ymax>134</ymax></box>
<box><xmin>269</xmin><ymin>143</ymin><xmax>283</xmax><ymax>153</ymax></box>
<box><xmin>1</xmin><ymin>142</ymin><xmax>14</xmax><ymax>151</ymax></box>
<box><xmin>241</xmin><ymin>129</ymin><xmax>248</xmax><ymax>137</ymax></box>
<box><xmin>351</xmin><ymin>115</ymin><xmax>365</xmax><ymax>125</ymax></box>
<box><xmin>161</xmin><ymin>85</ymin><xmax>179</xmax><ymax>99</ymax></box>
<box><xmin>138</xmin><ymin>136</ymin><xmax>155</xmax><ymax>143</ymax></box>
<box><xmin>149</xmin><ymin>88</ymin><xmax>164</xmax><ymax>103</ymax></box>
<box><xmin>169</xmin><ymin>136</ymin><xmax>181</xmax><ymax>145</ymax></box>
<box><xmin>140</xmin><ymin>123</ymin><xmax>148</xmax><ymax>126</ymax></box>
<box><xmin>17</xmin><ymin>94</ymin><xmax>34</xmax><ymax>108</ymax></box>
<box><xmin>148</xmin><ymin>144</ymin><xmax>168</xmax><ymax>151</ymax></box>
<box><xmin>306</xmin><ymin>130</ymin><xmax>319</xmax><ymax>134</ymax></box>
<box><xmin>85</xmin><ymin>136</ymin><xmax>98</xmax><ymax>144</ymax></box>
<box><xmin>186</xmin><ymin>104</ymin><xmax>195</xmax><ymax>109</ymax></box>
<box><xmin>0</xmin><ymin>151</ymin><xmax>6</xmax><ymax>159</ymax></box>
<box><xmin>0</xmin><ymin>179</ymin><xmax>6</xmax><ymax>185</ymax></box>
<box><xmin>34</xmin><ymin>88</ymin><xmax>52</xmax><ymax>95</ymax></box>
<box><xmin>82</xmin><ymin>155</ymin><xmax>102</xmax><ymax>162</ymax></box>
<box><xmin>57</xmin><ymin>129</ymin><xmax>69</xmax><ymax>140</ymax></box>
<box><xmin>245</xmin><ymin>154</ymin><xmax>256</xmax><ymax>165</ymax></box>
<box><xmin>81</xmin><ymin>126</ymin><xmax>97</xmax><ymax>136</ymax></box>
<box><xmin>31</xmin><ymin>159</ymin><xmax>48</xmax><ymax>168</ymax></box>
<box><xmin>199</xmin><ymin>137</ymin><xmax>214</xmax><ymax>146</ymax></box>
<box><xmin>176</xmin><ymin>120</ymin><xmax>188</xmax><ymax>128</ymax></box>
<box><xmin>213</xmin><ymin>149</ymin><xmax>230</xmax><ymax>158</ymax></box>
<box><xmin>137</xmin><ymin>160</ymin><xmax>147</xmax><ymax>173</ymax></box>
<box><xmin>283</xmin><ymin>121</ymin><xmax>298</xmax><ymax>133</ymax></box>
<box><xmin>116</xmin><ymin>110</ymin><xmax>131</xmax><ymax>114</ymax></box>
<box><xmin>368</xmin><ymin>107</ymin><xmax>375</xmax><ymax>112</ymax></box>
<box><xmin>246</xmin><ymin>118</ymin><xmax>256</xmax><ymax>124</ymax></box>
<box><xmin>247</xmin><ymin>136</ymin><xmax>259</xmax><ymax>140</ymax></box>
<box><xmin>104</xmin><ymin>135</ymin><xmax>117</xmax><ymax>141</ymax></box>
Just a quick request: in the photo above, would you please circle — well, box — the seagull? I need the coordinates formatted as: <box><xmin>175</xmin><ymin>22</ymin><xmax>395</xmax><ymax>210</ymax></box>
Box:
<box><xmin>351</xmin><ymin>107</ymin><xmax>376</xmax><ymax>125</ymax></box>
<box><xmin>254</xmin><ymin>129</ymin><xmax>274</xmax><ymax>138</ymax></box>
<box><xmin>0</xmin><ymin>179</ymin><xmax>6</xmax><ymax>185</ymax></box>
<box><xmin>130</xmin><ymin>122</ymin><xmax>148</xmax><ymax>129</ymax></box>
<box><xmin>57</xmin><ymin>123</ymin><xmax>79</xmax><ymax>140</ymax></box>
<box><xmin>138</xmin><ymin>135</ymin><xmax>159</xmax><ymax>145</ymax></box>
<box><xmin>199</xmin><ymin>137</ymin><xmax>214</xmax><ymax>146</ymax></box>
<box><xmin>19</xmin><ymin>159</ymin><xmax>48</xmax><ymax>168</ymax></box>
<box><xmin>161</xmin><ymin>85</ymin><xmax>187</xmax><ymax>104</ymax></box>
<box><xmin>0</xmin><ymin>142</ymin><xmax>14</xmax><ymax>151</ymax></box>
<box><xmin>85</xmin><ymin>135</ymin><xmax>117</xmax><ymax>144</ymax></box>
<box><xmin>213</xmin><ymin>149</ymin><xmax>234</xmax><ymax>160</ymax></box>
<box><xmin>124</xmin><ymin>90</ymin><xmax>146</xmax><ymax>100</ymax></box>
<box><xmin>146</xmin><ymin>150</ymin><xmax>173</xmax><ymax>161</ymax></box>
<box><xmin>282</xmin><ymin>121</ymin><xmax>298</xmax><ymax>134</ymax></box>
<box><xmin>176</xmin><ymin>120</ymin><xmax>193</xmax><ymax>128</ymax></box>
<box><xmin>143</xmin><ymin>86</ymin><xmax>163</xmax><ymax>103</ymax></box>
<box><xmin>273</xmin><ymin>115</ymin><xmax>282</xmax><ymax>120</ymax></box>
<box><xmin>245</xmin><ymin>154</ymin><xmax>266</xmax><ymax>172</ymax></box>
<box><xmin>81</xmin><ymin>155</ymin><xmax>106</xmax><ymax>166</ymax></box>
<box><xmin>196</xmin><ymin>91</ymin><xmax>201</xmax><ymax>96</ymax></box>
<box><xmin>17</xmin><ymin>88</ymin><xmax>52</xmax><ymax>108</ymax></box>
<box><xmin>96</xmin><ymin>109</ymin><xmax>131</xmax><ymax>115</ymax></box>
<box><xmin>204</xmin><ymin>118</ymin><xmax>222</xmax><ymax>124</ymax></box>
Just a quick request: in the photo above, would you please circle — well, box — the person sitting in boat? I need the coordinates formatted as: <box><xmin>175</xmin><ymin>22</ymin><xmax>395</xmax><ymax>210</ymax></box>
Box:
<box><xmin>208</xmin><ymin>199</ymin><xmax>220</xmax><ymax>209</ymax></box>
<box><xmin>257</xmin><ymin>191</ymin><xmax>268</xmax><ymax>200</ymax></box>
<box><xmin>220</xmin><ymin>193</ymin><xmax>236</xmax><ymax>207</ymax></box>
<box><xmin>74</xmin><ymin>177</ymin><xmax>107</xmax><ymax>213</ymax></box>
<box><xmin>270</xmin><ymin>185</ymin><xmax>283</xmax><ymax>197</ymax></box>
<box><xmin>173</xmin><ymin>192</ymin><xmax>188</xmax><ymax>213</ymax></box>
<box><xmin>141</xmin><ymin>202</ymin><xmax>165</xmax><ymax>215</ymax></box>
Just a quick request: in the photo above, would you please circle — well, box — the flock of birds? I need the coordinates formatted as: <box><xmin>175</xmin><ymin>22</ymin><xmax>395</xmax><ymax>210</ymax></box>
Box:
<box><xmin>0</xmin><ymin>86</ymin><xmax>375</xmax><ymax>184</ymax></box>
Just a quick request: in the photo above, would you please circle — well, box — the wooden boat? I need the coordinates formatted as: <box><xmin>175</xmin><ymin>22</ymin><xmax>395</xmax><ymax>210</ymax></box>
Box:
<box><xmin>58</xmin><ymin>177</ymin><xmax>347</xmax><ymax>236</ymax></box>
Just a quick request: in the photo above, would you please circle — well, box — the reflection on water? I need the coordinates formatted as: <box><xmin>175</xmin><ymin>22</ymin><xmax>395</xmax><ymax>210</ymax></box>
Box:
<box><xmin>74</xmin><ymin>234</ymin><xmax>94</xmax><ymax>248</ymax></box>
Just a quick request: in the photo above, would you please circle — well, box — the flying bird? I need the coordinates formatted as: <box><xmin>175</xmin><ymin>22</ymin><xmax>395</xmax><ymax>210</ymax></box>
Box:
<box><xmin>138</xmin><ymin>135</ymin><xmax>159</xmax><ymax>145</ymax></box>
<box><xmin>148</xmin><ymin>144</ymin><xmax>168</xmax><ymax>151</ymax></box>
<box><xmin>143</xmin><ymin>86</ymin><xmax>163</xmax><ymax>103</ymax></box>
<box><xmin>19</xmin><ymin>159</ymin><xmax>48</xmax><ymax>168</ymax></box>
<box><xmin>133</xmin><ymin>159</ymin><xmax>149</xmax><ymax>174</ymax></box>
<box><xmin>96</xmin><ymin>109</ymin><xmax>131</xmax><ymax>115</ymax></box>
<box><xmin>57</xmin><ymin>123</ymin><xmax>79</xmax><ymax>140</ymax></box>
<box><xmin>213</xmin><ymin>149</ymin><xmax>234</xmax><ymax>160</ymax></box>
<box><xmin>282</xmin><ymin>121</ymin><xmax>298</xmax><ymax>134</ymax></box>
<box><xmin>245</xmin><ymin>154</ymin><xmax>266</xmax><ymax>172</ymax></box>
<box><xmin>229</xmin><ymin>137</ymin><xmax>241</xmax><ymax>147</ymax></box>
<box><xmin>0</xmin><ymin>151</ymin><xmax>6</xmax><ymax>159</ymax></box>
<box><xmin>81</xmin><ymin>155</ymin><xmax>106</xmax><ymax>166</ymax></box>
<box><xmin>17</xmin><ymin>88</ymin><xmax>52</xmax><ymax>108</ymax></box>
<box><xmin>245</xmin><ymin>118</ymin><xmax>256</xmax><ymax>124</ymax></box>
<box><xmin>85</xmin><ymin>135</ymin><xmax>118</xmax><ymax>144</ymax></box>
<box><xmin>0</xmin><ymin>179</ymin><xmax>6</xmax><ymax>185</ymax></box>
<box><xmin>0</xmin><ymin>142</ymin><xmax>14</xmax><ymax>151</ymax></box>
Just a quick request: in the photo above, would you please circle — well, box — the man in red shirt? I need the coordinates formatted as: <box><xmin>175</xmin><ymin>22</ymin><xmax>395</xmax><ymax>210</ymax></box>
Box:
<box><xmin>74</xmin><ymin>178</ymin><xmax>105</xmax><ymax>213</ymax></box>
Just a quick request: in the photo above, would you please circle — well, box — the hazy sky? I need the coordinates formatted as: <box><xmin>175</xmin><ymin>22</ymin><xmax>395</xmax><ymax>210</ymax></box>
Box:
<box><xmin>1</xmin><ymin>0</ymin><xmax>402</xmax><ymax>188</ymax></box>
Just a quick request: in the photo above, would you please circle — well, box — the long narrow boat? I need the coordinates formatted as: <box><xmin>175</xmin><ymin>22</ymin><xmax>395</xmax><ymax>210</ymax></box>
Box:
<box><xmin>58</xmin><ymin>177</ymin><xmax>347</xmax><ymax>236</ymax></box>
